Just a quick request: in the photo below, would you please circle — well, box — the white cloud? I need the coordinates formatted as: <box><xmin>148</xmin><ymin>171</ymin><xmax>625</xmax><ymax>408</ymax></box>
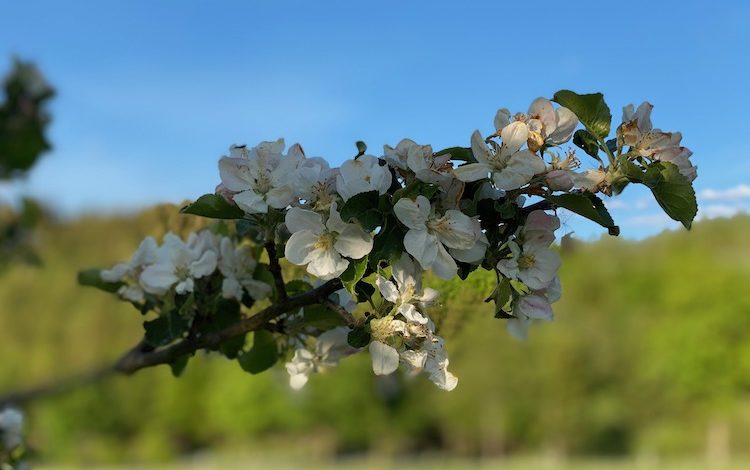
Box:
<box><xmin>700</xmin><ymin>184</ymin><xmax>750</xmax><ymax>201</ymax></box>
<box><xmin>696</xmin><ymin>204</ymin><xmax>746</xmax><ymax>220</ymax></box>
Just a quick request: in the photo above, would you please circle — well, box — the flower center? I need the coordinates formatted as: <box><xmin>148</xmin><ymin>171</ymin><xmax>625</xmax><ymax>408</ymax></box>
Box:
<box><xmin>518</xmin><ymin>253</ymin><xmax>536</xmax><ymax>270</ymax></box>
<box><xmin>314</xmin><ymin>232</ymin><xmax>336</xmax><ymax>251</ymax></box>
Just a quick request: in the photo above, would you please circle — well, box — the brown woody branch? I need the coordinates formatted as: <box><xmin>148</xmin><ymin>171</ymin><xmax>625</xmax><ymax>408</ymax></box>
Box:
<box><xmin>0</xmin><ymin>278</ymin><xmax>343</xmax><ymax>407</ymax></box>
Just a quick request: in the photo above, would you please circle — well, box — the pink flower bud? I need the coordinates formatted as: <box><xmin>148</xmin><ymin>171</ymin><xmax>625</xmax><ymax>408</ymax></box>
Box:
<box><xmin>546</xmin><ymin>170</ymin><xmax>574</xmax><ymax>191</ymax></box>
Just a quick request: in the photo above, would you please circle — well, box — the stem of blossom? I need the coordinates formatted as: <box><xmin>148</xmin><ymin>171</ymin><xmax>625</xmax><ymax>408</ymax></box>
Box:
<box><xmin>320</xmin><ymin>298</ymin><xmax>356</xmax><ymax>327</ymax></box>
<box><xmin>265</xmin><ymin>241</ymin><xmax>287</xmax><ymax>301</ymax></box>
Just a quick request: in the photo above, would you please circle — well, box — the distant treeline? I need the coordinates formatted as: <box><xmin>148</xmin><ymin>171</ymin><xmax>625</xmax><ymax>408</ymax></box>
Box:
<box><xmin>1</xmin><ymin>207</ymin><xmax>750</xmax><ymax>464</ymax></box>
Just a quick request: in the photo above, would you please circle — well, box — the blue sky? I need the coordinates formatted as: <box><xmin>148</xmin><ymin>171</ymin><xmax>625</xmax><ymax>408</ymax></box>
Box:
<box><xmin>1</xmin><ymin>0</ymin><xmax>749</xmax><ymax>239</ymax></box>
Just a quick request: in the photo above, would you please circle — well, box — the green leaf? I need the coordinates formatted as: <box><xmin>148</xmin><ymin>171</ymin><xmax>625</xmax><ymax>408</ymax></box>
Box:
<box><xmin>553</xmin><ymin>90</ymin><xmax>611</xmax><ymax>139</ymax></box>
<box><xmin>368</xmin><ymin>215</ymin><xmax>405</xmax><ymax>269</ymax></box>
<box><xmin>77</xmin><ymin>268</ymin><xmax>124</xmax><ymax>293</ymax></box>
<box><xmin>347</xmin><ymin>327</ymin><xmax>370</xmax><ymax>348</ymax></box>
<box><xmin>340</xmin><ymin>256</ymin><xmax>368</xmax><ymax>295</ymax></box>
<box><xmin>180</xmin><ymin>194</ymin><xmax>245</xmax><ymax>219</ymax></box>
<box><xmin>486</xmin><ymin>277</ymin><xmax>513</xmax><ymax>319</ymax></box>
<box><xmin>545</xmin><ymin>192</ymin><xmax>619</xmax><ymax>235</ymax></box>
<box><xmin>572</xmin><ymin>129</ymin><xmax>603</xmax><ymax>160</ymax></box>
<box><xmin>339</xmin><ymin>190</ymin><xmax>383</xmax><ymax>231</ymax></box>
<box><xmin>285</xmin><ymin>279</ymin><xmax>313</xmax><ymax>296</ymax></box>
<box><xmin>393</xmin><ymin>180</ymin><xmax>439</xmax><ymax>203</ymax></box>
<box><xmin>144</xmin><ymin>311</ymin><xmax>188</xmax><ymax>347</ymax></box>
<box><xmin>434</xmin><ymin>146</ymin><xmax>476</xmax><ymax>163</ymax></box>
<box><xmin>623</xmin><ymin>161</ymin><xmax>697</xmax><ymax>229</ymax></box>
<box><xmin>238</xmin><ymin>330</ymin><xmax>278</xmax><ymax>374</ymax></box>
<box><xmin>354</xmin><ymin>280</ymin><xmax>376</xmax><ymax>303</ymax></box>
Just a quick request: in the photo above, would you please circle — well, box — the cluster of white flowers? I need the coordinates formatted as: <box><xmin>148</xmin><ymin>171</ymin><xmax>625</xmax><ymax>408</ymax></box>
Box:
<box><xmin>617</xmin><ymin>102</ymin><xmax>697</xmax><ymax>182</ymax></box>
<box><xmin>95</xmin><ymin>91</ymin><xmax>696</xmax><ymax>392</ymax></box>
<box><xmin>101</xmin><ymin>230</ymin><xmax>270</xmax><ymax>304</ymax></box>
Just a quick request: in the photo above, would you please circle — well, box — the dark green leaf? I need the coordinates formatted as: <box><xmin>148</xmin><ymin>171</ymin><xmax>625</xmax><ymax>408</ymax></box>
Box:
<box><xmin>144</xmin><ymin>311</ymin><xmax>188</xmax><ymax>347</ymax></box>
<box><xmin>238</xmin><ymin>330</ymin><xmax>278</xmax><ymax>374</ymax></box>
<box><xmin>368</xmin><ymin>215</ymin><xmax>405</xmax><ymax>269</ymax></box>
<box><xmin>347</xmin><ymin>327</ymin><xmax>370</xmax><ymax>348</ymax></box>
<box><xmin>553</xmin><ymin>90</ymin><xmax>611</xmax><ymax>139</ymax></box>
<box><xmin>623</xmin><ymin>161</ymin><xmax>697</xmax><ymax>229</ymax></box>
<box><xmin>486</xmin><ymin>277</ymin><xmax>513</xmax><ymax>319</ymax></box>
<box><xmin>545</xmin><ymin>192</ymin><xmax>619</xmax><ymax>235</ymax></box>
<box><xmin>285</xmin><ymin>279</ymin><xmax>313</xmax><ymax>296</ymax></box>
<box><xmin>339</xmin><ymin>190</ymin><xmax>383</xmax><ymax>231</ymax></box>
<box><xmin>180</xmin><ymin>194</ymin><xmax>245</xmax><ymax>219</ymax></box>
<box><xmin>354</xmin><ymin>280</ymin><xmax>376</xmax><ymax>303</ymax></box>
<box><xmin>77</xmin><ymin>268</ymin><xmax>124</xmax><ymax>293</ymax></box>
<box><xmin>573</xmin><ymin>129</ymin><xmax>602</xmax><ymax>160</ymax></box>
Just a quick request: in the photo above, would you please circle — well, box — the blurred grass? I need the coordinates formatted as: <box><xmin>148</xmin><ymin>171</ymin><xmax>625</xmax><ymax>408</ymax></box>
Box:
<box><xmin>2</xmin><ymin>207</ymin><xmax>750</xmax><ymax>465</ymax></box>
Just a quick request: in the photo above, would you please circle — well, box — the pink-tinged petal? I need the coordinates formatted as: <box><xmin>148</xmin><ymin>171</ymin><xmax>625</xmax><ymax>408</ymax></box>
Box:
<box><xmin>528</xmin><ymin>97</ymin><xmax>557</xmax><ymax>135</ymax></box>
<box><xmin>516</xmin><ymin>294</ymin><xmax>554</xmax><ymax>321</ymax></box>
<box><xmin>500</xmin><ymin>121</ymin><xmax>529</xmax><ymax>155</ymax></box>
<box><xmin>548</xmin><ymin>107</ymin><xmax>578</xmax><ymax>144</ymax></box>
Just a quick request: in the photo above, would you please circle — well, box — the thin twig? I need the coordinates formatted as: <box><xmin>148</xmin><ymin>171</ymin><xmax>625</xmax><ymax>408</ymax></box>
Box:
<box><xmin>265</xmin><ymin>241</ymin><xmax>287</xmax><ymax>301</ymax></box>
<box><xmin>320</xmin><ymin>298</ymin><xmax>356</xmax><ymax>327</ymax></box>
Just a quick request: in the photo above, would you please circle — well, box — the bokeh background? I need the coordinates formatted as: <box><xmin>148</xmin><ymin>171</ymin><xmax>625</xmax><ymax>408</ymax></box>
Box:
<box><xmin>1</xmin><ymin>1</ymin><xmax>750</xmax><ymax>468</ymax></box>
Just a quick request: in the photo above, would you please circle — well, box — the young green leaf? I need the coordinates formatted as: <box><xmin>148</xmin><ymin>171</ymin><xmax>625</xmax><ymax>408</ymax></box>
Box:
<box><xmin>143</xmin><ymin>311</ymin><xmax>188</xmax><ymax>347</ymax></box>
<box><xmin>553</xmin><ymin>90</ymin><xmax>611</xmax><ymax>139</ymax></box>
<box><xmin>339</xmin><ymin>190</ymin><xmax>383</xmax><ymax>231</ymax></box>
<box><xmin>340</xmin><ymin>256</ymin><xmax>368</xmax><ymax>295</ymax></box>
<box><xmin>572</xmin><ymin>129</ymin><xmax>603</xmax><ymax>161</ymax></box>
<box><xmin>77</xmin><ymin>268</ymin><xmax>124</xmax><ymax>293</ymax></box>
<box><xmin>623</xmin><ymin>161</ymin><xmax>697</xmax><ymax>229</ymax></box>
<box><xmin>180</xmin><ymin>194</ymin><xmax>245</xmax><ymax>219</ymax></box>
<box><xmin>238</xmin><ymin>330</ymin><xmax>279</xmax><ymax>374</ymax></box>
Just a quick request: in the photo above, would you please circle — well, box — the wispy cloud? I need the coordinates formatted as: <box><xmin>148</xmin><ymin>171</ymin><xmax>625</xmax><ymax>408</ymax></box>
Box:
<box><xmin>700</xmin><ymin>184</ymin><xmax>750</xmax><ymax>201</ymax></box>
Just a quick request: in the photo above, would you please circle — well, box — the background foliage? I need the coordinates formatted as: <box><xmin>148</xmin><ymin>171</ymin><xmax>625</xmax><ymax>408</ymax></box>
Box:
<box><xmin>1</xmin><ymin>206</ymin><xmax>749</xmax><ymax>464</ymax></box>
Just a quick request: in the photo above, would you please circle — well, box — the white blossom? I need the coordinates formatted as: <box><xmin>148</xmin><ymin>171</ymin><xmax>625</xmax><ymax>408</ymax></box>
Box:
<box><xmin>525</xmin><ymin>97</ymin><xmax>579</xmax><ymax>150</ymax></box>
<box><xmin>285</xmin><ymin>327</ymin><xmax>353</xmax><ymax>389</ymax></box>
<box><xmin>284</xmin><ymin>202</ymin><xmax>373</xmax><ymax>280</ymax></box>
<box><xmin>218</xmin><ymin>139</ymin><xmax>304</xmax><ymax>214</ymax></box>
<box><xmin>394</xmin><ymin>195</ymin><xmax>478</xmax><ymax>279</ymax></box>
<box><xmin>101</xmin><ymin>236</ymin><xmax>158</xmax><ymax>302</ymax></box>
<box><xmin>292</xmin><ymin>156</ymin><xmax>338</xmax><ymax>210</ymax></box>
<box><xmin>376</xmin><ymin>253</ymin><xmax>438</xmax><ymax>324</ymax></box>
<box><xmin>335</xmin><ymin>155</ymin><xmax>392</xmax><ymax>201</ymax></box>
<box><xmin>497</xmin><ymin>240</ymin><xmax>560</xmax><ymax>290</ymax></box>
<box><xmin>140</xmin><ymin>232</ymin><xmax>218</xmax><ymax>295</ymax></box>
<box><xmin>383</xmin><ymin>138</ymin><xmax>417</xmax><ymax>170</ymax></box>
<box><xmin>218</xmin><ymin>238</ymin><xmax>272</xmax><ymax>301</ymax></box>
<box><xmin>453</xmin><ymin>127</ymin><xmax>546</xmax><ymax>190</ymax></box>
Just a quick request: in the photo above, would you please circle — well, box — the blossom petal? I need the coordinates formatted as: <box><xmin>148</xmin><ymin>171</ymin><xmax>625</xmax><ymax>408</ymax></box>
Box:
<box><xmin>284</xmin><ymin>230</ymin><xmax>319</xmax><ymax>265</ymax></box>
<box><xmin>453</xmin><ymin>162</ymin><xmax>491</xmax><ymax>182</ymax></box>
<box><xmin>218</xmin><ymin>157</ymin><xmax>253</xmax><ymax>192</ymax></box>
<box><xmin>492</xmin><ymin>150</ymin><xmax>545</xmax><ymax>190</ymax></box>
<box><xmin>394</xmin><ymin>195</ymin><xmax>430</xmax><ymax>230</ymax></box>
<box><xmin>140</xmin><ymin>264</ymin><xmax>178</xmax><ymax>295</ymax></box>
<box><xmin>286</xmin><ymin>207</ymin><xmax>325</xmax><ymax>234</ymax></box>
<box><xmin>403</xmin><ymin>229</ymin><xmax>438</xmax><ymax>269</ymax></box>
<box><xmin>500</xmin><ymin>121</ymin><xmax>529</xmax><ymax>155</ymax></box>
<box><xmin>430</xmin><ymin>243</ymin><xmax>457</xmax><ymax>280</ymax></box>
<box><xmin>334</xmin><ymin>225</ymin><xmax>373</xmax><ymax>259</ymax></box>
<box><xmin>376</xmin><ymin>276</ymin><xmax>400</xmax><ymax>303</ymax></box>
<box><xmin>232</xmin><ymin>190</ymin><xmax>268</xmax><ymax>214</ymax></box>
<box><xmin>266</xmin><ymin>185</ymin><xmax>294</xmax><ymax>209</ymax></box>
<box><xmin>547</xmin><ymin>107</ymin><xmax>578</xmax><ymax>144</ymax></box>
<box><xmin>306</xmin><ymin>247</ymin><xmax>349</xmax><ymax>280</ymax></box>
<box><xmin>470</xmin><ymin>130</ymin><xmax>491</xmax><ymax>165</ymax></box>
<box><xmin>369</xmin><ymin>341</ymin><xmax>400</xmax><ymax>375</ymax></box>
